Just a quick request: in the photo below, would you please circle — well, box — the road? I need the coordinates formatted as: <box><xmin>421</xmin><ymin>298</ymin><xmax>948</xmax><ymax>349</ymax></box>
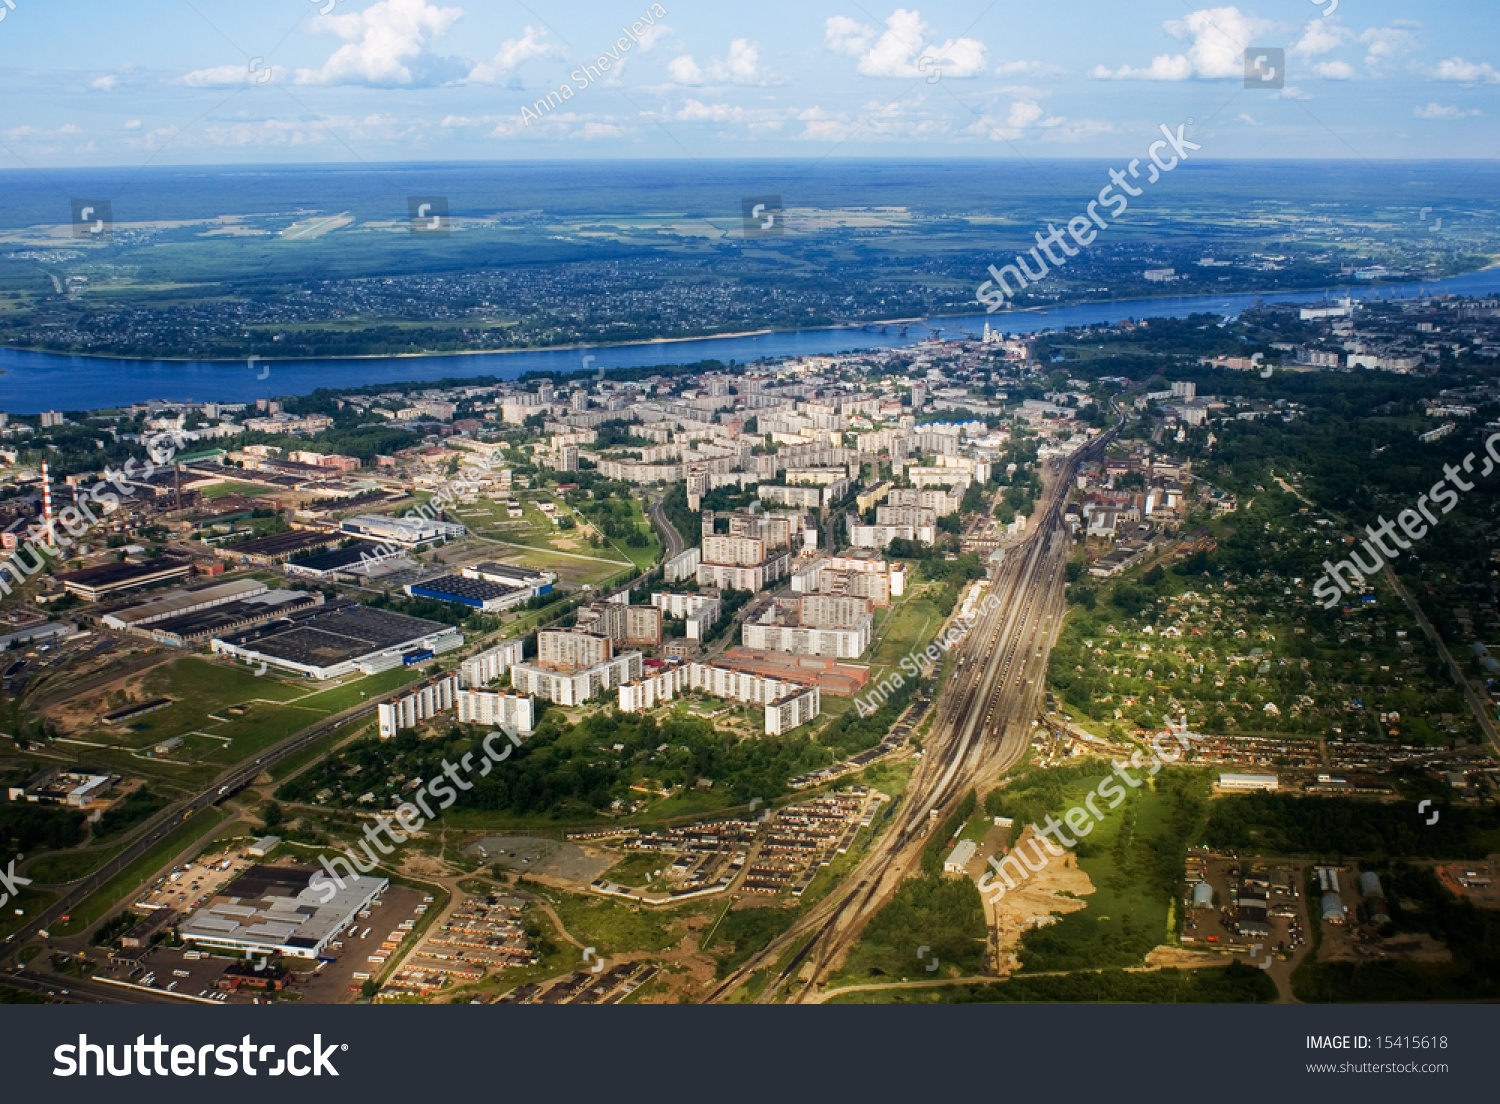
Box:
<box><xmin>707</xmin><ymin>430</ymin><xmax>1114</xmax><ymax>1004</ymax></box>
<box><xmin>647</xmin><ymin>494</ymin><xmax>685</xmax><ymax>559</ymax></box>
<box><xmin>4</xmin><ymin>969</ymin><xmax>212</xmax><ymax>1006</ymax></box>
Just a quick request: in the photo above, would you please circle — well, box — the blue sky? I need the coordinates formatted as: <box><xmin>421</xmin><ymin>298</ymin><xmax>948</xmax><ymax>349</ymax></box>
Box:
<box><xmin>0</xmin><ymin>0</ymin><xmax>1495</xmax><ymax>165</ymax></box>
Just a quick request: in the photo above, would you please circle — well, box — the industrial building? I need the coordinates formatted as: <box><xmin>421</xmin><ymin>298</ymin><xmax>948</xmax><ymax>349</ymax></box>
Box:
<box><xmin>340</xmin><ymin>514</ymin><xmax>466</xmax><ymax>546</ymax></box>
<box><xmin>211</xmin><ymin>600</ymin><xmax>462</xmax><ymax>680</ymax></box>
<box><xmin>215</xmin><ymin>528</ymin><xmax>342</xmax><ymax>566</ymax></box>
<box><xmin>56</xmin><ymin>558</ymin><xmax>193</xmax><ymax>602</ymax></box>
<box><xmin>460</xmin><ymin>562</ymin><xmax>554</xmax><ymax>596</ymax></box>
<box><xmin>283</xmin><ymin>541</ymin><xmax>410</xmax><ymax>581</ymax></box>
<box><xmin>102</xmin><ymin>578</ymin><xmax>270</xmax><ymax>630</ymax></box>
<box><xmin>6</xmin><ymin>766</ymin><xmax>112</xmax><ymax>807</ymax></box>
<box><xmin>178</xmin><ymin>864</ymin><xmax>388</xmax><ymax>960</ymax></box>
<box><xmin>104</xmin><ymin>579</ymin><xmax>323</xmax><ymax>647</ymax></box>
<box><xmin>404</xmin><ymin>574</ymin><xmax>532</xmax><ymax>612</ymax></box>
<box><xmin>1216</xmin><ymin>772</ymin><xmax>1279</xmax><ymax>792</ymax></box>
<box><xmin>944</xmin><ymin>839</ymin><xmax>977</xmax><ymax>875</ymax></box>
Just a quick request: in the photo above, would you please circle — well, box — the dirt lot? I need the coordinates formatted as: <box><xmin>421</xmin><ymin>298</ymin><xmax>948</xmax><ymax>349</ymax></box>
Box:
<box><xmin>983</xmin><ymin>828</ymin><xmax>1094</xmax><ymax>976</ymax></box>
<box><xmin>469</xmin><ymin>836</ymin><xmax>613</xmax><ymax>886</ymax></box>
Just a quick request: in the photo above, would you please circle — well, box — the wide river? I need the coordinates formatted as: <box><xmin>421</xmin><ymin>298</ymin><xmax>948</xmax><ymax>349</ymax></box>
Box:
<box><xmin>4</xmin><ymin>268</ymin><xmax>1500</xmax><ymax>414</ymax></box>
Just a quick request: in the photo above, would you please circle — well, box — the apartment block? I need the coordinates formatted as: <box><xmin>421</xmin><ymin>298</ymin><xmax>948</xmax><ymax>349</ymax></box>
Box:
<box><xmin>651</xmin><ymin>592</ymin><xmax>722</xmax><ymax>640</ymax></box>
<box><xmin>765</xmin><ymin>687</ymin><xmax>821</xmax><ymax>737</ymax></box>
<box><xmin>537</xmin><ymin>629</ymin><xmax>613</xmax><ymax>670</ymax></box>
<box><xmin>887</xmin><ymin>486</ymin><xmax>963</xmax><ymax>516</ymax></box>
<box><xmin>455</xmin><ymin>688</ymin><xmax>536</xmax><ymax>735</ymax></box>
<box><xmin>378</xmin><ymin>675</ymin><xmax>458</xmax><ymax>737</ymax></box>
<box><xmin>798</xmin><ymin>594</ymin><xmax>874</xmax><ymax>629</ymax></box>
<box><xmin>696</xmin><ymin>552</ymin><xmax>790</xmax><ymax>592</ymax></box>
<box><xmin>511</xmin><ymin>652</ymin><xmax>642</xmax><ymax>705</ymax></box>
<box><xmin>703</xmin><ymin>534</ymin><xmax>766</xmax><ymax>567</ymax></box>
<box><xmin>876</xmin><ymin>505</ymin><xmax>938</xmax><ymax>529</ymax></box>
<box><xmin>743</xmin><ymin>604</ymin><xmax>872</xmax><ymax>659</ymax></box>
<box><xmin>459</xmin><ymin>639</ymin><xmax>526</xmax><ymax>688</ymax></box>
<box><xmin>664</xmin><ymin>547</ymin><xmax>701</xmax><ymax>582</ymax></box>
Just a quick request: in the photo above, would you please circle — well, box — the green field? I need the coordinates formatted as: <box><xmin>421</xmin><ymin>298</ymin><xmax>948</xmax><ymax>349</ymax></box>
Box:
<box><xmin>534</xmin><ymin>885</ymin><xmax>702</xmax><ymax>957</ymax></box>
<box><xmin>27</xmin><ymin>843</ymin><xmax>128</xmax><ymax>886</ymax></box>
<box><xmin>201</xmin><ymin>482</ymin><xmax>275</xmax><ymax>499</ymax></box>
<box><xmin>78</xmin><ymin>657</ymin><xmax>426</xmax><ymax>779</ymax></box>
<box><xmin>865</xmin><ymin>592</ymin><xmax>946</xmax><ymax>682</ymax></box>
<box><xmin>1007</xmin><ymin>767</ymin><xmax>1210</xmax><ymax>974</ymax></box>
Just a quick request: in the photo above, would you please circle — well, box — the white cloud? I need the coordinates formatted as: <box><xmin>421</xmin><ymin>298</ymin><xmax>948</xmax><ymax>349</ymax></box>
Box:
<box><xmin>675</xmin><ymin>99</ymin><xmax>743</xmax><ymax>122</ymax></box>
<box><xmin>994</xmin><ymin>60</ymin><xmax>1065</xmax><ymax>77</ymax></box>
<box><xmin>295</xmin><ymin>0</ymin><xmax>463</xmax><ymax>87</ymax></box>
<box><xmin>1359</xmin><ymin>23</ymin><xmax>1418</xmax><ymax>68</ymax></box>
<box><xmin>1433</xmin><ymin>57</ymin><xmax>1500</xmax><ymax>83</ymax></box>
<box><xmin>182</xmin><ymin>63</ymin><xmax>284</xmax><ymax>88</ymax></box>
<box><xmin>635</xmin><ymin>23</ymin><xmax>673</xmax><ymax>51</ymax></box>
<box><xmin>88</xmin><ymin>75</ymin><xmax>118</xmax><ymax>92</ymax></box>
<box><xmin>1314</xmin><ymin>60</ymin><xmax>1355</xmax><ymax>79</ymax></box>
<box><xmin>123</xmin><ymin>119</ymin><xmax>142</xmax><ymax>130</ymax></box>
<box><xmin>968</xmin><ymin>99</ymin><xmax>1067</xmax><ymax>141</ymax></box>
<box><xmin>824</xmin><ymin>16</ymin><xmax>876</xmax><ymax>57</ymax></box>
<box><xmin>1237</xmin><ymin>112</ymin><xmax>1261</xmax><ymax>125</ymax></box>
<box><xmin>824</xmin><ymin>9</ymin><xmax>987</xmax><ymax>79</ymax></box>
<box><xmin>667</xmin><ymin>38</ymin><xmax>768</xmax><ymax>85</ymax></box>
<box><xmin>466</xmin><ymin>26</ymin><xmax>563</xmax><ymax>83</ymax></box>
<box><xmin>1414</xmin><ymin>102</ymin><xmax>1480</xmax><ymax>119</ymax></box>
<box><xmin>493</xmin><ymin>111</ymin><xmax>632</xmax><ymax>140</ymax></box>
<box><xmin>797</xmin><ymin>97</ymin><xmax>948</xmax><ymax>142</ymax></box>
<box><xmin>1277</xmin><ymin>85</ymin><xmax>1309</xmax><ymax>100</ymax></box>
<box><xmin>1092</xmin><ymin>6</ymin><xmax>1273</xmax><ymax>80</ymax></box>
<box><xmin>1291</xmin><ymin>18</ymin><xmax>1350</xmax><ymax>58</ymax></box>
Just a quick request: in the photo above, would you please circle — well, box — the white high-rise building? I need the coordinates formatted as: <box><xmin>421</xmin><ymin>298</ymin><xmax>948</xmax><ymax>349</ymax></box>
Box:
<box><xmin>455</xmin><ymin>688</ymin><xmax>535</xmax><ymax>735</ymax></box>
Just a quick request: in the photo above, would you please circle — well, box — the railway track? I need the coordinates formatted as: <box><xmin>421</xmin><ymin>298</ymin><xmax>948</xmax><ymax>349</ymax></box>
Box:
<box><xmin>707</xmin><ymin>431</ymin><xmax>1114</xmax><ymax>1004</ymax></box>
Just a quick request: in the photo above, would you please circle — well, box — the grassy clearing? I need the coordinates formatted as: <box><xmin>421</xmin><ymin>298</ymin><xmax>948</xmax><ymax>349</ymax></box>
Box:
<box><xmin>27</xmin><ymin>844</ymin><xmax>127</xmax><ymax>886</ymax></box>
<box><xmin>1007</xmin><ymin>767</ymin><xmax>1209</xmax><ymax>974</ymax></box>
<box><xmin>533</xmin><ymin>885</ymin><xmax>703</xmax><ymax>957</ymax></box>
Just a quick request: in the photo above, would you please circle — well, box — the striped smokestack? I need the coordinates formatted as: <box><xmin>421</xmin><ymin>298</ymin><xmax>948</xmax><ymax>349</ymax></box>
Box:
<box><xmin>41</xmin><ymin>460</ymin><xmax>53</xmax><ymax>525</ymax></box>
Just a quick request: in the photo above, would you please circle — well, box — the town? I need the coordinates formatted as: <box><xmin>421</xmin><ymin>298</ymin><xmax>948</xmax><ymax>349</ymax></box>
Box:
<box><xmin>2</xmin><ymin>290</ymin><xmax>1500</xmax><ymax>1007</ymax></box>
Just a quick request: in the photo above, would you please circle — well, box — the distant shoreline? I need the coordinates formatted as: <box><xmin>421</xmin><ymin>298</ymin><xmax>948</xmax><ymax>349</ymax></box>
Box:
<box><xmin>0</xmin><ymin>269</ymin><xmax>1485</xmax><ymax>366</ymax></box>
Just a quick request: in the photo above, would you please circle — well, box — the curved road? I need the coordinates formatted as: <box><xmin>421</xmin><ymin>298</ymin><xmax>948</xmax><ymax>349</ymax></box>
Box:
<box><xmin>647</xmin><ymin>494</ymin><xmax>685</xmax><ymax>559</ymax></box>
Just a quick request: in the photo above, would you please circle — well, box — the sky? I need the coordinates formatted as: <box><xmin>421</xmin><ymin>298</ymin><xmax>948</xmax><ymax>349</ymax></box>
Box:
<box><xmin>0</xmin><ymin>0</ymin><xmax>1496</xmax><ymax>166</ymax></box>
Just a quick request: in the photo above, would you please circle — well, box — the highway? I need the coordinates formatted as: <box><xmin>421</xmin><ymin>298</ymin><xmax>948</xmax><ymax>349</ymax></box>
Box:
<box><xmin>707</xmin><ymin>428</ymin><xmax>1115</xmax><ymax>1003</ymax></box>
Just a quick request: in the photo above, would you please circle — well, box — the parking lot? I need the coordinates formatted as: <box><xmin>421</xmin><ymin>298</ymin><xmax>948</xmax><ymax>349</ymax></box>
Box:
<box><xmin>297</xmin><ymin>883</ymin><xmax>429</xmax><ymax>1004</ymax></box>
